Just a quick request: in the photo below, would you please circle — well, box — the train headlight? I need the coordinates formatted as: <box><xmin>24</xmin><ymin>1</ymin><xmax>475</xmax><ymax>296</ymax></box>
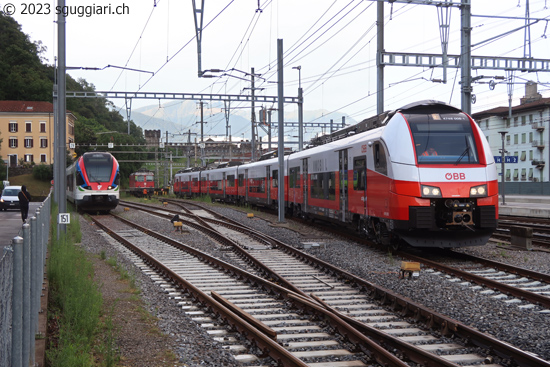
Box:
<box><xmin>421</xmin><ymin>185</ymin><xmax>442</xmax><ymax>198</ymax></box>
<box><xmin>470</xmin><ymin>184</ymin><xmax>487</xmax><ymax>197</ymax></box>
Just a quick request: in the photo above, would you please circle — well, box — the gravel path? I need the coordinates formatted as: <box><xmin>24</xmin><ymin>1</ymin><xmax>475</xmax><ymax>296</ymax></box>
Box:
<box><xmin>80</xmin><ymin>202</ymin><xmax>550</xmax><ymax>365</ymax></box>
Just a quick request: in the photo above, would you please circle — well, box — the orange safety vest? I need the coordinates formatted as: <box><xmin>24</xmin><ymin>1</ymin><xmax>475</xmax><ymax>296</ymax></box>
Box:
<box><xmin>422</xmin><ymin>150</ymin><xmax>438</xmax><ymax>156</ymax></box>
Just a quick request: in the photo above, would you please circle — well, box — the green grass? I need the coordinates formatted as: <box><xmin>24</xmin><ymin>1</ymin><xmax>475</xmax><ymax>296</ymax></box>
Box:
<box><xmin>46</xmin><ymin>204</ymin><xmax>117</xmax><ymax>367</ymax></box>
<box><xmin>6</xmin><ymin>173</ymin><xmax>52</xmax><ymax>198</ymax></box>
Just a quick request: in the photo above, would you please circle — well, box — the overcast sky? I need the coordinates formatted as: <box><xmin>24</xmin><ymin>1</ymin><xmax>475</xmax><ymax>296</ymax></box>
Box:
<box><xmin>6</xmin><ymin>0</ymin><xmax>550</xmax><ymax>133</ymax></box>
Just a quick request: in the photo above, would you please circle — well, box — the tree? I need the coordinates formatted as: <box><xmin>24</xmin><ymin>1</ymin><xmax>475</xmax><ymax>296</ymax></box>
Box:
<box><xmin>1</xmin><ymin>13</ymin><xmax>149</xmax><ymax>188</ymax></box>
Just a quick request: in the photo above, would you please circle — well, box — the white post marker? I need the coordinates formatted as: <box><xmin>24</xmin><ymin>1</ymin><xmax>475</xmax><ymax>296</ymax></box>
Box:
<box><xmin>58</xmin><ymin>213</ymin><xmax>70</xmax><ymax>224</ymax></box>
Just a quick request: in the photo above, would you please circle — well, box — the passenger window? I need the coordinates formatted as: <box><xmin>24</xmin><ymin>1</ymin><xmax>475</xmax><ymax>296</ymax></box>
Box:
<box><xmin>374</xmin><ymin>143</ymin><xmax>387</xmax><ymax>175</ymax></box>
<box><xmin>272</xmin><ymin>170</ymin><xmax>278</xmax><ymax>188</ymax></box>
<box><xmin>353</xmin><ymin>157</ymin><xmax>366</xmax><ymax>190</ymax></box>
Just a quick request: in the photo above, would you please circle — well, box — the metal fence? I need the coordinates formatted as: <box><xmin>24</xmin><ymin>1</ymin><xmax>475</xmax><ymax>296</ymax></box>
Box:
<box><xmin>500</xmin><ymin>181</ymin><xmax>550</xmax><ymax>195</ymax></box>
<box><xmin>0</xmin><ymin>194</ymin><xmax>51</xmax><ymax>367</ymax></box>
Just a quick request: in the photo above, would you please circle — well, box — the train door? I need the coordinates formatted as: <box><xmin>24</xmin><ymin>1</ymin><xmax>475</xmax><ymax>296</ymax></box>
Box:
<box><xmin>245</xmin><ymin>169</ymin><xmax>249</xmax><ymax>202</ymax></box>
<box><xmin>339</xmin><ymin>150</ymin><xmax>348</xmax><ymax>222</ymax></box>
<box><xmin>266</xmin><ymin>167</ymin><xmax>271</xmax><ymax>206</ymax></box>
<box><xmin>353</xmin><ymin>155</ymin><xmax>367</xmax><ymax>216</ymax></box>
<box><xmin>302</xmin><ymin>158</ymin><xmax>308</xmax><ymax>214</ymax></box>
<box><xmin>222</xmin><ymin>172</ymin><xmax>226</xmax><ymax>199</ymax></box>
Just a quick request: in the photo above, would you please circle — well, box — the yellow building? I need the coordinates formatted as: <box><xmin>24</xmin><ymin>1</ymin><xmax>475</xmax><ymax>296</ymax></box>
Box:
<box><xmin>0</xmin><ymin>101</ymin><xmax>75</xmax><ymax>167</ymax></box>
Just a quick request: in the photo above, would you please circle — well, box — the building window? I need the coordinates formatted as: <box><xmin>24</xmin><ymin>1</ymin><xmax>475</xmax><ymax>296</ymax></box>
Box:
<box><xmin>505</xmin><ymin>118</ymin><xmax>510</xmax><ymax>128</ymax></box>
<box><xmin>24</xmin><ymin>137</ymin><xmax>33</xmax><ymax>148</ymax></box>
<box><xmin>529</xmin><ymin>132</ymin><xmax>533</xmax><ymax>143</ymax></box>
<box><xmin>514</xmin><ymin>117</ymin><xmax>519</xmax><ymax>127</ymax></box>
<box><xmin>529</xmin><ymin>114</ymin><xmax>534</xmax><ymax>123</ymax></box>
<box><xmin>521</xmin><ymin>115</ymin><xmax>526</xmax><ymax>126</ymax></box>
<box><xmin>514</xmin><ymin>134</ymin><xmax>518</xmax><ymax>144</ymax></box>
<box><xmin>24</xmin><ymin>154</ymin><xmax>34</xmax><ymax>163</ymax></box>
<box><xmin>520</xmin><ymin>151</ymin><xmax>526</xmax><ymax>161</ymax></box>
<box><xmin>9</xmin><ymin>122</ymin><xmax>18</xmax><ymax>132</ymax></box>
<box><xmin>521</xmin><ymin>168</ymin><xmax>526</xmax><ymax>181</ymax></box>
<box><xmin>505</xmin><ymin>169</ymin><xmax>511</xmax><ymax>181</ymax></box>
<box><xmin>530</xmin><ymin>150</ymin><xmax>533</xmax><ymax>160</ymax></box>
<box><xmin>529</xmin><ymin>168</ymin><xmax>534</xmax><ymax>180</ymax></box>
<box><xmin>40</xmin><ymin>122</ymin><xmax>46</xmax><ymax>133</ymax></box>
<box><xmin>513</xmin><ymin>169</ymin><xmax>519</xmax><ymax>181</ymax></box>
<box><xmin>9</xmin><ymin>137</ymin><xmax>18</xmax><ymax>148</ymax></box>
<box><xmin>26</xmin><ymin>122</ymin><xmax>32</xmax><ymax>132</ymax></box>
<box><xmin>506</xmin><ymin>135</ymin><xmax>510</xmax><ymax>145</ymax></box>
<box><xmin>40</xmin><ymin>138</ymin><xmax>48</xmax><ymax>148</ymax></box>
<box><xmin>521</xmin><ymin>133</ymin><xmax>526</xmax><ymax>144</ymax></box>
<box><xmin>41</xmin><ymin>154</ymin><xmax>47</xmax><ymax>163</ymax></box>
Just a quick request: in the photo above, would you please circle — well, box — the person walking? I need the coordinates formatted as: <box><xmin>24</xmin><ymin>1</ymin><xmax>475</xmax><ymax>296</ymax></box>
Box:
<box><xmin>18</xmin><ymin>185</ymin><xmax>31</xmax><ymax>223</ymax></box>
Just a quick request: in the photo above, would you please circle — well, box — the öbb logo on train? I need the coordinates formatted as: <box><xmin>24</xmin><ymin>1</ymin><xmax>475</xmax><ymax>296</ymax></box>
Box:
<box><xmin>445</xmin><ymin>172</ymin><xmax>466</xmax><ymax>180</ymax></box>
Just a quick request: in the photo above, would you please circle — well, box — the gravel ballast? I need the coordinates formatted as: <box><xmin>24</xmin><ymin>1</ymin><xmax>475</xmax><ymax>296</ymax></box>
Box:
<box><xmin>80</xmin><ymin>202</ymin><xmax>550</xmax><ymax>365</ymax></box>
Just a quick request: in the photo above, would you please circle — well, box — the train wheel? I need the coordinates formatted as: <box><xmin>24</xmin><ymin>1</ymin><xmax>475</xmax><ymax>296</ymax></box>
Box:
<box><xmin>296</xmin><ymin>205</ymin><xmax>303</xmax><ymax>219</ymax></box>
<box><xmin>390</xmin><ymin>240</ymin><xmax>400</xmax><ymax>252</ymax></box>
<box><xmin>375</xmin><ymin>223</ymin><xmax>391</xmax><ymax>246</ymax></box>
<box><xmin>357</xmin><ymin>220</ymin><xmax>367</xmax><ymax>238</ymax></box>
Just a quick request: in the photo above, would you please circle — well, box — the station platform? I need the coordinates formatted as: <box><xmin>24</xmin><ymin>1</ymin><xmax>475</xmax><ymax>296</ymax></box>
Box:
<box><xmin>499</xmin><ymin>195</ymin><xmax>550</xmax><ymax>218</ymax></box>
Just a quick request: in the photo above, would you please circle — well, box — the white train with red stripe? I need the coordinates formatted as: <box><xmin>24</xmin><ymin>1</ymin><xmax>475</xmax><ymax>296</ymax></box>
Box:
<box><xmin>67</xmin><ymin>152</ymin><xmax>120</xmax><ymax>212</ymax></box>
<box><xmin>174</xmin><ymin>101</ymin><xmax>498</xmax><ymax>248</ymax></box>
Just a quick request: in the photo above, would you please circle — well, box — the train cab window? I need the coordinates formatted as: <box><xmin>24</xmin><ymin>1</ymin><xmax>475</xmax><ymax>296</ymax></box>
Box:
<box><xmin>114</xmin><ymin>173</ymin><xmax>120</xmax><ymax>186</ymax></box>
<box><xmin>272</xmin><ymin>170</ymin><xmax>278</xmax><ymax>188</ymax></box>
<box><xmin>353</xmin><ymin>157</ymin><xmax>366</xmax><ymax>190</ymax></box>
<box><xmin>83</xmin><ymin>153</ymin><xmax>114</xmax><ymax>182</ymax></box>
<box><xmin>289</xmin><ymin>167</ymin><xmax>300</xmax><ymax>188</ymax></box>
<box><xmin>407</xmin><ymin>112</ymin><xmax>479</xmax><ymax>164</ymax></box>
<box><xmin>146</xmin><ymin>175</ymin><xmax>154</xmax><ymax>182</ymax></box>
<box><xmin>136</xmin><ymin>176</ymin><xmax>144</xmax><ymax>182</ymax></box>
<box><xmin>374</xmin><ymin>143</ymin><xmax>387</xmax><ymax>175</ymax></box>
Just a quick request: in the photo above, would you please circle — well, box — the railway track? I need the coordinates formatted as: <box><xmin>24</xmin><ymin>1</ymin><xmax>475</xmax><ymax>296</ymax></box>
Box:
<box><xmin>400</xmin><ymin>249</ymin><xmax>550</xmax><ymax>310</ymax></box>
<box><xmin>494</xmin><ymin>216</ymin><xmax>550</xmax><ymax>249</ymax></box>
<box><xmin>158</xmin><ymin>199</ymin><xmax>550</xmax><ymax>310</ymax></box>
<box><xmin>116</xmin><ymin>199</ymin><xmax>550</xmax><ymax>366</ymax></box>
<box><xmin>92</xmin><ymin>212</ymin><xmax>400</xmax><ymax>367</ymax></box>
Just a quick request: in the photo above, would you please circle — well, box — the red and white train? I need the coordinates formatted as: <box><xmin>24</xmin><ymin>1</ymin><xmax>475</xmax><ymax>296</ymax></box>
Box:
<box><xmin>129</xmin><ymin>168</ymin><xmax>155</xmax><ymax>197</ymax></box>
<box><xmin>67</xmin><ymin>152</ymin><xmax>120</xmax><ymax>212</ymax></box>
<box><xmin>173</xmin><ymin>101</ymin><xmax>498</xmax><ymax>248</ymax></box>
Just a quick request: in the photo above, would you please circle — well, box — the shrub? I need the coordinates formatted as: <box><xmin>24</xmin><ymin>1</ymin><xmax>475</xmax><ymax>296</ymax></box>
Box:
<box><xmin>33</xmin><ymin>163</ymin><xmax>54</xmax><ymax>181</ymax></box>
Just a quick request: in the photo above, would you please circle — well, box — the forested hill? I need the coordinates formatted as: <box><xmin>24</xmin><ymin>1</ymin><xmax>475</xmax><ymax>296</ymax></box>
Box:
<box><xmin>0</xmin><ymin>13</ymin><xmax>146</xmax><ymax>179</ymax></box>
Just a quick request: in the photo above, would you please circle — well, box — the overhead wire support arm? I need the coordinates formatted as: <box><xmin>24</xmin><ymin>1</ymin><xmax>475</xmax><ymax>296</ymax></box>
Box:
<box><xmin>66</xmin><ymin>65</ymin><xmax>154</xmax><ymax>75</ymax></box>
<box><xmin>62</xmin><ymin>91</ymin><xmax>300</xmax><ymax>104</ymax></box>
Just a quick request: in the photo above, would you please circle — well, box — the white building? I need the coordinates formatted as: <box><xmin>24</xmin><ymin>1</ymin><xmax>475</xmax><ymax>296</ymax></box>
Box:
<box><xmin>472</xmin><ymin>82</ymin><xmax>550</xmax><ymax>183</ymax></box>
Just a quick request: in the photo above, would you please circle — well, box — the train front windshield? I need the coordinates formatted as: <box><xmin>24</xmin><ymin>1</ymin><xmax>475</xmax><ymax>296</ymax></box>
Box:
<box><xmin>83</xmin><ymin>153</ymin><xmax>114</xmax><ymax>182</ymax></box>
<box><xmin>407</xmin><ymin>112</ymin><xmax>479</xmax><ymax>164</ymax></box>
